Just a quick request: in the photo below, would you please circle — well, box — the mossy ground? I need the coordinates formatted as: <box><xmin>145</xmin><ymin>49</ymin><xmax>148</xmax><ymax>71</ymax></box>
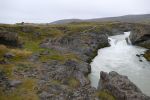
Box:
<box><xmin>0</xmin><ymin>22</ymin><xmax>121</xmax><ymax>99</ymax></box>
<box><xmin>0</xmin><ymin>78</ymin><xmax>38</xmax><ymax>100</ymax></box>
<box><xmin>95</xmin><ymin>90</ymin><xmax>115</xmax><ymax>100</ymax></box>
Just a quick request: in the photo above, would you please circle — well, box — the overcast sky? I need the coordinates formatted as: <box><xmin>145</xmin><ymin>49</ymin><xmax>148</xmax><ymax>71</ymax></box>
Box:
<box><xmin>0</xmin><ymin>0</ymin><xmax>150</xmax><ymax>24</ymax></box>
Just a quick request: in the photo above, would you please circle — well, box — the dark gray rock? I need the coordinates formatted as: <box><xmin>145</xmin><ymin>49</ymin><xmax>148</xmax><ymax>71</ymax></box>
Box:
<box><xmin>0</xmin><ymin>31</ymin><xmax>21</xmax><ymax>47</ymax></box>
<box><xmin>136</xmin><ymin>54</ymin><xmax>140</xmax><ymax>57</ymax></box>
<box><xmin>130</xmin><ymin>24</ymin><xmax>150</xmax><ymax>49</ymax></box>
<box><xmin>35</xmin><ymin>59</ymin><xmax>91</xmax><ymax>87</ymax></box>
<box><xmin>0</xmin><ymin>59</ymin><xmax>9</xmax><ymax>64</ymax></box>
<box><xmin>98</xmin><ymin>71</ymin><xmax>150</xmax><ymax>100</ymax></box>
<box><xmin>34</xmin><ymin>32</ymin><xmax>41</xmax><ymax>37</ymax></box>
<box><xmin>39</xmin><ymin>91</ymin><xmax>54</xmax><ymax>100</ymax></box>
<box><xmin>9</xmin><ymin>80</ymin><xmax>22</xmax><ymax>87</ymax></box>
<box><xmin>4</xmin><ymin>52</ymin><xmax>15</xmax><ymax>59</ymax></box>
<box><xmin>28</xmin><ymin>53</ymin><xmax>40</xmax><ymax>62</ymax></box>
<box><xmin>40</xmin><ymin>32</ymin><xmax>109</xmax><ymax>62</ymax></box>
<box><xmin>0</xmin><ymin>71</ymin><xmax>9</xmax><ymax>89</ymax></box>
<box><xmin>64</xmin><ymin>60</ymin><xmax>91</xmax><ymax>75</ymax></box>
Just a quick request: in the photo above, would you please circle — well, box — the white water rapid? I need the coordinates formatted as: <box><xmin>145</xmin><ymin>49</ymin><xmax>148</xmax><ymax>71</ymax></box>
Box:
<box><xmin>89</xmin><ymin>32</ymin><xmax>150</xmax><ymax>96</ymax></box>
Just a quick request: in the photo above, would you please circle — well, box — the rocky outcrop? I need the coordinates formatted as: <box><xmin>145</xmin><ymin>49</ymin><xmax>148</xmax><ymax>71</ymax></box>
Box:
<box><xmin>130</xmin><ymin>24</ymin><xmax>150</xmax><ymax>49</ymax></box>
<box><xmin>129</xmin><ymin>24</ymin><xmax>150</xmax><ymax>61</ymax></box>
<box><xmin>40</xmin><ymin>60</ymin><xmax>90</xmax><ymax>86</ymax></box>
<box><xmin>0</xmin><ymin>71</ymin><xmax>9</xmax><ymax>89</ymax></box>
<box><xmin>38</xmin><ymin>83</ymin><xmax>97</xmax><ymax>100</ymax></box>
<box><xmin>4</xmin><ymin>52</ymin><xmax>15</xmax><ymax>59</ymax></box>
<box><xmin>0</xmin><ymin>71</ymin><xmax>22</xmax><ymax>90</ymax></box>
<box><xmin>40</xmin><ymin>32</ymin><xmax>109</xmax><ymax>62</ymax></box>
<box><xmin>98</xmin><ymin>71</ymin><xmax>150</xmax><ymax>100</ymax></box>
<box><xmin>35</xmin><ymin>60</ymin><xmax>97</xmax><ymax>100</ymax></box>
<box><xmin>9</xmin><ymin>80</ymin><xmax>22</xmax><ymax>87</ymax></box>
<box><xmin>36</xmin><ymin>29</ymin><xmax>111</xmax><ymax>99</ymax></box>
<box><xmin>0</xmin><ymin>31</ymin><xmax>21</xmax><ymax>47</ymax></box>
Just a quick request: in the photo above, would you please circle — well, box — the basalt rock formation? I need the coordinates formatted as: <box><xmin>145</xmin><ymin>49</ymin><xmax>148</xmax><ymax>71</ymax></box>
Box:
<box><xmin>130</xmin><ymin>24</ymin><xmax>150</xmax><ymax>49</ymax></box>
<box><xmin>129</xmin><ymin>24</ymin><xmax>150</xmax><ymax>61</ymax></box>
<box><xmin>40</xmin><ymin>32</ymin><xmax>109</xmax><ymax>62</ymax></box>
<box><xmin>98</xmin><ymin>71</ymin><xmax>150</xmax><ymax>100</ymax></box>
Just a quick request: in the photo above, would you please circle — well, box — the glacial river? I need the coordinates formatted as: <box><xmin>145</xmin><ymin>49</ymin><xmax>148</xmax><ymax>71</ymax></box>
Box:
<box><xmin>89</xmin><ymin>32</ymin><xmax>150</xmax><ymax>96</ymax></box>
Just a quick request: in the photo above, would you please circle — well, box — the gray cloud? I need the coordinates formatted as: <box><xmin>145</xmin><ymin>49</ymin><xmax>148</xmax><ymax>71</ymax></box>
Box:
<box><xmin>0</xmin><ymin>0</ymin><xmax>150</xmax><ymax>23</ymax></box>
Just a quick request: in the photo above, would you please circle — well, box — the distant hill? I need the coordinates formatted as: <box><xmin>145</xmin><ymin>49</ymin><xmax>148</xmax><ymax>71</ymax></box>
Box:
<box><xmin>51</xmin><ymin>19</ymin><xmax>83</xmax><ymax>24</ymax></box>
<box><xmin>51</xmin><ymin>14</ymin><xmax>150</xmax><ymax>24</ymax></box>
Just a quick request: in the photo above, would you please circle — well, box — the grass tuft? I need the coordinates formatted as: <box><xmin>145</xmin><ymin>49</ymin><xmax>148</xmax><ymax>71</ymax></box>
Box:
<box><xmin>95</xmin><ymin>90</ymin><xmax>115</xmax><ymax>100</ymax></box>
<box><xmin>68</xmin><ymin>78</ymin><xmax>80</xmax><ymax>88</ymax></box>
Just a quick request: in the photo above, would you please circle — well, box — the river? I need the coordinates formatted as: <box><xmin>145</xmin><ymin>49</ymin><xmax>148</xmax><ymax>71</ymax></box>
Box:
<box><xmin>89</xmin><ymin>32</ymin><xmax>150</xmax><ymax>96</ymax></box>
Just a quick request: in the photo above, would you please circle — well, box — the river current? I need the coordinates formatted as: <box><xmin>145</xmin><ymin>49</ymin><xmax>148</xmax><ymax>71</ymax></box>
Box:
<box><xmin>89</xmin><ymin>32</ymin><xmax>150</xmax><ymax>96</ymax></box>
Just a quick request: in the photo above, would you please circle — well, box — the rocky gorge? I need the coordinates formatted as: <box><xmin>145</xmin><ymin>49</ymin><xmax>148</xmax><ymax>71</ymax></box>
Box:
<box><xmin>0</xmin><ymin>22</ymin><xmax>150</xmax><ymax>100</ymax></box>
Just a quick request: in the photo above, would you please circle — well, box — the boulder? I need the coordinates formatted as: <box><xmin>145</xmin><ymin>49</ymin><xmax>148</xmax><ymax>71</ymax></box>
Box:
<box><xmin>4</xmin><ymin>52</ymin><xmax>15</xmax><ymax>59</ymax></box>
<box><xmin>39</xmin><ymin>91</ymin><xmax>54</xmax><ymax>99</ymax></box>
<box><xmin>98</xmin><ymin>71</ymin><xmax>150</xmax><ymax>100</ymax></box>
<box><xmin>0</xmin><ymin>31</ymin><xmax>21</xmax><ymax>47</ymax></box>
<box><xmin>129</xmin><ymin>24</ymin><xmax>150</xmax><ymax>61</ymax></box>
<box><xmin>130</xmin><ymin>24</ymin><xmax>150</xmax><ymax>49</ymax></box>
<box><xmin>0</xmin><ymin>71</ymin><xmax>9</xmax><ymax>88</ymax></box>
<box><xmin>9</xmin><ymin>80</ymin><xmax>22</xmax><ymax>87</ymax></box>
<box><xmin>0</xmin><ymin>59</ymin><xmax>8</xmax><ymax>64</ymax></box>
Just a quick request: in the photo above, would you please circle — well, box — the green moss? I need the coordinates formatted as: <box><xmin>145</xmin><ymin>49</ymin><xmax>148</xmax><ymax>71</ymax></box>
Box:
<box><xmin>0</xmin><ymin>45</ymin><xmax>9</xmax><ymax>60</ymax></box>
<box><xmin>144</xmin><ymin>50</ymin><xmax>150</xmax><ymax>61</ymax></box>
<box><xmin>10</xmin><ymin>49</ymin><xmax>32</xmax><ymax>62</ymax></box>
<box><xmin>50</xmin><ymin>80</ymin><xmax>61</xmax><ymax>85</ymax></box>
<box><xmin>68</xmin><ymin>77</ymin><xmax>80</xmax><ymax>88</ymax></box>
<box><xmin>42</xmin><ymin>54</ymin><xmax>65</xmax><ymax>61</ymax></box>
<box><xmin>139</xmin><ymin>44</ymin><xmax>150</xmax><ymax>49</ymax></box>
<box><xmin>40</xmin><ymin>53</ymin><xmax>80</xmax><ymax>62</ymax></box>
<box><xmin>49</xmin><ymin>28</ymin><xmax>64</xmax><ymax>38</ymax></box>
<box><xmin>0</xmin><ymin>64</ymin><xmax>14</xmax><ymax>78</ymax></box>
<box><xmin>0</xmin><ymin>78</ymin><xmax>39</xmax><ymax>100</ymax></box>
<box><xmin>0</xmin><ymin>44</ymin><xmax>32</xmax><ymax>63</ymax></box>
<box><xmin>15</xmin><ymin>62</ymin><xmax>34</xmax><ymax>72</ymax></box>
<box><xmin>96</xmin><ymin>90</ymin><xmax>115</xmax><ymax>100</ymax></box>
<box><xmin>24</xmin><ymin>41</ymin><xmax>43</xmax><ymax>52</ymax></box>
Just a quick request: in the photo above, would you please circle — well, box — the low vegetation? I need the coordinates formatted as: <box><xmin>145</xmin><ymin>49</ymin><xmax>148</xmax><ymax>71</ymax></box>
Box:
<box><xmin>0</xmin><ymin>78</ymin><xmax>38</xmax><ymax>100</ymax></box>
<box><xmin>96</xmin><ymin>90</ymin><xmax>115</xmax><ymax>100</ymax></box>
<box><xmin>0</xmin><ymin>21</ymin><xmax>149</xmax><ymax>99</ymax></box>
<box><xmin>68</xmin><ymin>77</ymin><xmax>80</xmax><ymax>88</ymax></box>
<box><xmin>144</xmin><ymin>50</ymin><xmax>150</xmax><ymax>61</ymax></box>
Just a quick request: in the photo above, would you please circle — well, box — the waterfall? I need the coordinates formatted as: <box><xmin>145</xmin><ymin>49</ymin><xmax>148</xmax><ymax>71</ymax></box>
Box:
<box><xmin>89</xmin><ymin>31</ymin><xmax>150</xmax><ymax>96</ymax></box>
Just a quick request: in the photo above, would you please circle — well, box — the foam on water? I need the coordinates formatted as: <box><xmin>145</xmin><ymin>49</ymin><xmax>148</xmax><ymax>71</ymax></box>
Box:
<box><xmin>89</xmin><ymin>32</ymin><xmax>150</xmax><ymax>96</ymax></box>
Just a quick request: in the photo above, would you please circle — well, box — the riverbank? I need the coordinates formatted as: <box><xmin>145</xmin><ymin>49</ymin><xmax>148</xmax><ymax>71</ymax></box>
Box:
<box><xmin>0</xmin><ymin>22</ymin><xmax>150</xmax><ymax>100</ymax></box>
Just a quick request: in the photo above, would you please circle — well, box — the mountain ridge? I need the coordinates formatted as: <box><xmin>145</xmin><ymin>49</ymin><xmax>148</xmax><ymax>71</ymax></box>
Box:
<box><xmin>51</xmin><ymin>14</ymin><xmax>150</xmax><ymax>24</ymax></box>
